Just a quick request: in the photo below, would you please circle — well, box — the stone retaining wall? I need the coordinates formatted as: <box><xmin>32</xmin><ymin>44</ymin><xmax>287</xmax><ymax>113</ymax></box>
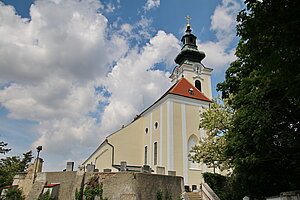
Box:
<box><xmin>13</xmin><ymin>171</ymin><xmax>184</xmax><ymax>200</ymax></box>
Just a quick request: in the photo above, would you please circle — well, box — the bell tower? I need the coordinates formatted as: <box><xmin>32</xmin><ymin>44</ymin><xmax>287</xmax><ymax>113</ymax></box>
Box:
<box><xmin>170</xmin><ymin>18</ymin><xmax>213</xmax><ymax>99</ymax></box>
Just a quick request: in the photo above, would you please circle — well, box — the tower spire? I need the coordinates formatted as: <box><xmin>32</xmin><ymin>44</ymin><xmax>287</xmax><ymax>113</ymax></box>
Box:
<box><xmin>170</xmin><ymin>18</ymin><xmax>213</xmax><ymax>99</ymax></box>
<box><xmin>174</xmin><ymin>16</ymin><xmax>205</xmax><ymax>65</ymax></box>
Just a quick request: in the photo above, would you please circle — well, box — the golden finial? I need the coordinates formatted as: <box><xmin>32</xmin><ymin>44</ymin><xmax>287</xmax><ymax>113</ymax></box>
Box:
<box><xmin>185</xmin><ymin>16</ymin><xmax>192</xmax><ymax>27</ymax></box>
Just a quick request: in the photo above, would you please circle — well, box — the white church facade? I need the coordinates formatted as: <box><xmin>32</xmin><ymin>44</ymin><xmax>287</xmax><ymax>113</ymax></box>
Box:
<box><xmin>83</xmin><ymin>23</ymin><xmax>217</xmax><ymax>188</ymax></box>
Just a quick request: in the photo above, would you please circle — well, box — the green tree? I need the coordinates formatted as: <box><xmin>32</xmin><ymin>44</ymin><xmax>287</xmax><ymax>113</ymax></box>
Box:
<box><xmin>75</xmin><ymin>188</ymin><xmax>84</xmax><ymax>200</ymax></box>
<box><xmin>217</xmin><ymin>0</ymin><xmax>300</xmax><ymax>198</ymax></box>
<box><xmin>0</xmin><ymin>151</ymin><xmax>33</xmax><ymax>188</ymax></box>
<box><xmin>0</xmin><ymin>141</ymin><xmax>11</xmax><ymax>155</ymax></box>
<box><xmin>83</xmin><ymin>176</ymin><xmax>106</xmax><ymax>200</ymax></box>
<box><xmin>0</xmin><ymin>186</ymin><xmax>25</xmax><ymax>200</ymax></box>
<box><xmin>189</xmin><ymin>97</ymin><xmax>233</xmax><ymax>171</ymax></box>
<box><xmin>37</xmin><ymin>190</ymin><xmax>54</xmax><ymax>200</ymax></box>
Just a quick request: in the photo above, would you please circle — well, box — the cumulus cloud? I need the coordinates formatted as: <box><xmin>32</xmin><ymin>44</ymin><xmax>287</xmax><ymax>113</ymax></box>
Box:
<box><xmin>0</xmin><ymin>0</ymin><xmax>179</xmax><ymax>170</ymax></box>
<box><xmin>144</xmin><ymin>0</ymin><xmax>160</xmax><ymax>11</ymax></box>
<box><xmin>114</xmin><ymin>17</ymin><xmax>154</xmax><ymax>43</ymax></box>
<box><xmin>0</xmin><ymin>0</ymin><xmax>111</xmax><ymax>84</ymax></box>
<box><xmin>0</xmin><ymin>0</ymin><xmax>240</xmax><ymax>171</ymax></box>
<box><xmin>0</xmin><ymin>0</ymin><xmax>117</xmax><ymax>170</ymax></box>
<box><xmin>210</xmin><ymin>0</ymin><xmax>241</xmax><ymax>46</ymax></box>
<box><xmin>105</xmin><ymin>3</ymin><xmax>116</xmax><ymax>13</ymax></box>
<box><xmin>100</xmin><ymin>31</ymin><xmax>180</xmax><ymax>133</ymax></box>
<box><xmin>200</xmin><ymin>41</ymin><xmax>236</xmax><ymax>70</ymax></box>
<box><xmin>199</xmin><ymin>0</ymin><xmax>240</xmax><ymax>71</ymax></box>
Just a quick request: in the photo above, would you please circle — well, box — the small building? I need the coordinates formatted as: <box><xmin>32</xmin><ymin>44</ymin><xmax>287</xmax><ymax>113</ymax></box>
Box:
<box><xmin>42</xmin><ymin>184</ymin><xmax>60</xmax><ymax>200</ymax></box>
<box><xmin>0</xmin><ymin>185</ymin><xmax>19</xmax><ymax>197</ymax></box>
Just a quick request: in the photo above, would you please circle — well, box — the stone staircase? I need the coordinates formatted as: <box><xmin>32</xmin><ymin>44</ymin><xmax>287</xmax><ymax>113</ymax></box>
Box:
<box><xmin>186</xmin><ymin>192</ymin><xmax>202</xmax><ymax>200</ymax></box>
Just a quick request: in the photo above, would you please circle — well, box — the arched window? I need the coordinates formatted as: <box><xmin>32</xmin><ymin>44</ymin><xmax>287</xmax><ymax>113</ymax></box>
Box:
<box><xmin>188</xmin><ymin>135</ymin><xmax>199</xmax><ymax>169</ymax></box>
<box><xmin>195</xmin><ymin>80</ymin><xmax>201</xmax><ymax>92</ymax></box>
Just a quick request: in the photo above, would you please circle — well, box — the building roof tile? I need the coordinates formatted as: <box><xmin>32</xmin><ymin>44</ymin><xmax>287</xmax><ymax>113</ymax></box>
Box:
<box><xmin>44</xmin><ymin>184</ymin><xmax>60</xmax><ymax>187</ymax></box>
<box><xmin>168</xmin><ymin>77</ymin><xmax>212</xmax><ymax>102</ymax></box>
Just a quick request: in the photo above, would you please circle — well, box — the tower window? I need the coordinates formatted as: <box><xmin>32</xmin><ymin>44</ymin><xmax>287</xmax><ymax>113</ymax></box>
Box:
<box><xmin>195</xmin><ymin>80</ymin><xmax>201</xmax><ymax>92</ymax></box>
<box><xmin>154</xmin><ymin>142</ymin><xmax>158</xmax><ymax>165</ymax></box>
<box><xmin>144</xmin><ymin>146</ymin><xmax>148</xmax><ymax>165</ymax></box>
<box><xmin>145</xmin><ymin>128</ymin><xmax>148</xmax><ymax>134</ymax></box>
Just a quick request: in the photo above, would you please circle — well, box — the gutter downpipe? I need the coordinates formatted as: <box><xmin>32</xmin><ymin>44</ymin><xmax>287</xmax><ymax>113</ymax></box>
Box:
<box><xmin>105</xmin><ymin>139</ymin><xmax>115</xmax><ymax>166</ymax></box>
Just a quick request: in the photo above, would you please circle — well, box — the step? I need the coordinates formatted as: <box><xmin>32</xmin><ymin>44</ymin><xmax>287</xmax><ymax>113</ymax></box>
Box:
<box><xmin>186</xmin><ymin>192</ymin><xmax>202</xmax><ymax>200</ymax></box>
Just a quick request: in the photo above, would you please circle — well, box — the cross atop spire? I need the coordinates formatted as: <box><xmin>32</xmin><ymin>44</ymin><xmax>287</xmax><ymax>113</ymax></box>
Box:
<box><xmin>184</xmin><ymin>16</ymin><xmax>192</xmax><ymax>34</ymax></box>
<box><xmin>185</xmin><ymin>16</ymin><xmax>192</xmax><ymax>26</ymax></box>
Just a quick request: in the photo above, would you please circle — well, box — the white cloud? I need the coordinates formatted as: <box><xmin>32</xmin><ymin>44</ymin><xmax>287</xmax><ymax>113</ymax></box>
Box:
<box><xmin>0</xmin><ymin>79</ymin><xmax>99</xmax><ymax>121</ymax></box>
<box><xmin>112</xmin><ymin>16</ymin><xmax>154</xmax><ymax>44</ymax></box>
<box><xmin>100</xmin><ymin>30</ymin><xmax>180</xmax><ymax>133</ymax></box>
<box><xmin>210</xmin><ymin>0</ymin><xmax>241</xmax><ymax>46</ymax></box>
<box><xmin>120</xmin><ymin>23</ymin><xmax>133</xmax><ymax>34</ymax></box>
<box><xmin>199</xmin><ymin>0</ymin><xmax>240</xmax><ymax>71</ymax></box>
<box><xmin>0</xmin><ymin>0</ymin><xmax>125</xmax><ymax>170</ymax></box>
<box><xmin>0</xmin><ymin>0</ymin><xmax>111</xmax><ymax>84</ymax></box>
<box><xmin>105</xmin><ymin>3</ymin><xmax>116</xmax><ymax>13</ymax></box>
<box><xmin>0</xmin><ymin>0</ymin><xmax>240</xmax><ymax>171</ymax></box>
<box><xmin>144</xmin><ymin>0</ymin><xmax>160</xmax><ymax>11</ymax></box>
<box><xmin>0</xmin><ymin>0</ymin><xmax>179</xmax><ymax>170</ymax></box>
<box><xmin>200</xmin><ymin>41</ymin><xmax>236</xmax><ymax>70</ymax></box>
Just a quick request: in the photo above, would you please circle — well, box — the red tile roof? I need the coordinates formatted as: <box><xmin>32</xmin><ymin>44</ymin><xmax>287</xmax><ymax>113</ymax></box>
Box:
<box><xmin>168</xmin><ymin>77</ymin><xmax>212</xmax><ymax>102</ymax></box>
<box><xmin>1</xmin><ymin>185</ymin><xmax>18</xmax><ymax>189</ymax></box>
<box><xmin>44</xmin><ymin>184</ymin><xmax>60</xmax><ymax>187</ymax></box>
<box><xmin>136</xmin><ymin>77</ymin><xmax>211</xmax><ymax>119</ymax></box>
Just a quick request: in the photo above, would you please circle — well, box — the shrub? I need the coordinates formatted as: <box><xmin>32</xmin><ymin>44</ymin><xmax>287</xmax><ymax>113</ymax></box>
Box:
<box><xmin>82</xmin><ymin>176</ymin><xmax>105</xmax><ymax>200</ymax></box>
<box><xmin>37</xmin><ymin>190</ymin><xmax>54</xmax><ymax>200</ymax></box>
<box><xmin>164</xmin><ymin>190</ymin><xmax>172</xmax><ymax>200</ymax></box>
<box><xmin>156</xmin><ymin>189</ymin><xmax>172</xmax><ymax>200</ymax></box>
<box><xmin>203</xmin><ymin>172</ymin><xmax>233</xmax><ymax>200</ymax></box>
<box><xmin>83</xmin><ymin>184</ymin><xmax>103</xmax><ymax>200</ymax></box>
<box><xmin>75</xmin><ymin>187</ymin><xmax>83</xmax><ymax>200</ymax></box>
<box><xmin>0</xmin><ymin>187</ymin><xmax>25</xmax><ymax>200</ymax></box>
<box><xmin>156</xmin><ymin>189</ymin><xmax>163</xmax><ymax>200</ymax></box>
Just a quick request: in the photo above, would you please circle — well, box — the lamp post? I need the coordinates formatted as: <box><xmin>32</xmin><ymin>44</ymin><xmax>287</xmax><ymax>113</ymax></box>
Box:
<box><xmin>33</xmin><ymin>146</ymin><xmax>42</xmax><ymax>183</ymax></box>
<box><xmin>36</xmin><ymin>146</ymin><xmax>42</xmax><ymax>159</ymax></box>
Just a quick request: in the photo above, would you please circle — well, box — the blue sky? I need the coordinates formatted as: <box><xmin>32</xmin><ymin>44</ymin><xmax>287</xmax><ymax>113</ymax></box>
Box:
<box><xmin>0</xmin><ymin>0</ymin><xmax>242</xmax><ymax>171</ymax></box>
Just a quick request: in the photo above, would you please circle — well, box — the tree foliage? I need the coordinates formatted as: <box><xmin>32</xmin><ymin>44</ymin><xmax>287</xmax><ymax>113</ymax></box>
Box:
<box><xmin>199</xmin><ymin>96</ymin><xmax>234</xmax><ymax>137</ymax></box>
<box><xmin>37</xmin><ymin>190</ymin><xmax>54</xmax><ymax>200</ymax></box>
<box><xmin>0</xmin><ymin>141</ymin><xmax>11</xmax><ymax>155</ymax></box>
<box><xmin>203</xmin><ymin>172</ymin><xmax>230</xmax><ymax>200</ymax></box>
<box><xmin>83</xmin><ymin>175</ymin><xmax>106</xmax><ymax>200</ymax></box>
<box><xmin>217</xmin><ymin>0</ymin><xmax>300</xmax><ymax>198</ymax></box>
<box><xmin>0</xmin><ymin>151</ymin><xmax>33</xmax><ymax>188</ymax></box>
<box><xmin>0</xmin><ymin>186</ymin><xmax>25</xmax><ymax>200</ymax></box>
<box><xmin>202</xmin><ymin>172</ymin><xmax>245</xmax><ymax>200</ymax></box>
<box><xmin>189</xmin><ymin>97</ymin><xmax>233</xmax><ymax>171</ymax></box>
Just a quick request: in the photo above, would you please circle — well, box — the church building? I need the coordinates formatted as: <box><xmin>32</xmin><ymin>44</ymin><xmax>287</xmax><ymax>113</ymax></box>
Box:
<box><xmin>83</xmin><ymin>23</ymin><xmax>216</xmax><ymax>188</ymax></box>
